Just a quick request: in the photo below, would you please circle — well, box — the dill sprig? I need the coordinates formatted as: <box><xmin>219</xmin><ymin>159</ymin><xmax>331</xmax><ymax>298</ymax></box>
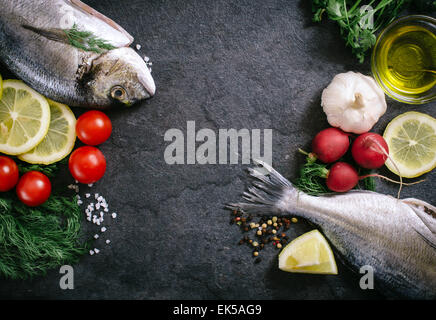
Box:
<box><xmin>0</xmin><ymin>193</ymin><xmax>89</xmax><ymax>279</ymax></box>
<box><xmin>64</xmin><ymin>24</ymin><xmax>116</xmax><ymax>54</ymax></box>
<box><xmin>295</xmin><ymin>150</ymin><xmax>330</xmax><ymax>195</ymax></box>
<box><xmin>294</xmin><ymin>149</ymin><xmax>376</xmax><ymax>195</ymax></box>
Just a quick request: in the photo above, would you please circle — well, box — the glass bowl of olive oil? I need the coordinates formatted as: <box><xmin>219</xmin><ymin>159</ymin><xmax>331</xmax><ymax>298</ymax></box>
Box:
<box><xmin>371</xmin><ymin>15</ymin><xmax>435</xmax><ymax>104</ymax></box>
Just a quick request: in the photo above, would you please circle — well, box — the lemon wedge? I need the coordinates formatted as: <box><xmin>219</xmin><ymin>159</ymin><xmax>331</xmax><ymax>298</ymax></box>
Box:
<box><xmin>278</xmin><ymin>230</ymin><xmax>338</xmax><ymax>275</ymax></box>
<box><xmin>0</xmin><ymin>80</ymin><xmax>50</xmax><ymax>155</ymax></box>
<box><xmin>383</xmin><ymin>112</ymin><xmax>436</xmax><ymax>178</ymax></box>
<box><xmin>19</xmin><ymin>100</ymin><xmax>76</xmax><ymax>165</ymax></box>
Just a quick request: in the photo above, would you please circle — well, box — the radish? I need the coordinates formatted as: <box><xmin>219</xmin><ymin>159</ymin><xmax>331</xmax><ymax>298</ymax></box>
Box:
<box><xmin>324</xmin><ymin>161</ymin><xmax>422</xmax><ymax>193</ymax></box>
<box><xmin>326</xmin><ymin>162</ymin><xmax>359</xmax><ymax>192</ymax></box>
<box><xmin>351</xmin><ymin>133</ymin><xmax>389</xmax><ymax>169</ymax></box>
<box><xmin>311</xmin><ymin>128</ymin><xmax>350</xmax><ymax>163</ymax></box>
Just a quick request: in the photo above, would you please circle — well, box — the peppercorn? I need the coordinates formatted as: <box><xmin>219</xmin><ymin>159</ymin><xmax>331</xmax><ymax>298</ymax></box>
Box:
<box><xmin>277</xmin><ymin>243</ymin><xmax>282</xmax><ymax>249</ymax></box>
<box><xmin>257</xmin><ymin>230</ymin><xmax>262</xmax><ymax>236</ymax></box>
<box><xmin>253</xmin><ymin>251</ymin><xmax>259</xmax><ymax>257</ymax></box>
<box><xmin>291</xmin><ymin>217</ymin><xmax>298</xmax><ymax>223</ymax></box>
<box><xmin>254</xmin><ymin>257</ymin><xmax>262</xmax><ymax>264</ymax></box>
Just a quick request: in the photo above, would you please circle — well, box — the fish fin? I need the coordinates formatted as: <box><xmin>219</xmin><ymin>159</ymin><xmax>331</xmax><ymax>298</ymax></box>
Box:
<box><xmin>69</xmin><ymin>0</ymin><xmax>134</xmax><ymax>46</ymax></box>
<box><xmin>414</xmin><ymin>228</ymin><xmax>436</xmax><ymax>251</ymax></box>
<box><xmin>21</xmin><ymin>25</ymin><xmax>70</xmax><ymax>43</ymax></box>
<box><xmin>403</xmin><ymin>198</ymin><xmax>436</xmax><ymax>234</ymax></box>
<box><xmin>226</xmin><ymin>160</ymin><xmax>296</xmax><ymax>216</ymax></box>
<box><xmin>403</xmin><ymin>198</ymin><xmax>436</xmax><ymax>249</ymax></box>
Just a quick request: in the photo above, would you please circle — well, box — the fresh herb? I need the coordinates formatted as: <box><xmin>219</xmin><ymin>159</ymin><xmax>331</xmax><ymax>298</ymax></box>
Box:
<box><xmin>17</xmin><ymin>162</ymin><xmax>60</xmax><ymax>178</ymax></box>
<box><xmin>64</xmin><ymin>24</ymin><xmax>116</xmax><ymax>54</ymax></box>
<box><xmin>311</xmin><ymin>0</ymin><xmax>436</xmax><ymax>63</ymax></box>
<box><xmin>294</xmin><ymin>149</ymin><xmax>376</xmax><ymax>195</ymax></box>
<box><xmin>0</xmin><ymin>193</ymin><xmax>89</xmax><ymax>279</ymax></box>
<box><xmin>295</xmin><ymin>151</ymin><xmax>329</xmax><ymax>195</ymax></box>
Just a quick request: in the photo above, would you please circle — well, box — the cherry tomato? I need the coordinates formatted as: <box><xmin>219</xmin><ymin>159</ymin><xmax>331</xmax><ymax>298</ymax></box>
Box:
<box><xmin>16</xmin><ymin>171</ymin><xmax>52</xmax><ymax>207</ymax></box>
<box><xmin>76</xmin><ymin>111</ymin><xmax>112</xmax><ymax>146</ymax></box>
<box><xmin>69</xmin><ymin>146</ymin><xmax>106</xmax><ymax>184</ymax></box>
<box><xmin>0</xmin><ymin>156</ymin><xmax>19</xmax><ymax>192</ymax></box>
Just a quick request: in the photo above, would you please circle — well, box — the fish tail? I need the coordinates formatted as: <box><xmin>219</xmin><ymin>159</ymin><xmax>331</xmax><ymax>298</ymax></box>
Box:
<box><xmin>226</xmin><ymin>160</ymin><xmax>297</xmax><ymax>216</ymax></box>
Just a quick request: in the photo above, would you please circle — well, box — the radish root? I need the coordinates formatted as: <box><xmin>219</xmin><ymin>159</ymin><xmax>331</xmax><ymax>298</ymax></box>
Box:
<box><xmin>367</xmin><ymin>137</ymin><xmax>404</xmax><ymax>199</ymax></box>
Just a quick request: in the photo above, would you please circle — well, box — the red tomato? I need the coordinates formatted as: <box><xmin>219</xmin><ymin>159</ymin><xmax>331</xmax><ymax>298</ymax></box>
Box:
<box><xmin>69</xmin><ymin>146</ymin><xmax>106</xmax><ymax>184</ymax></box>
<box><xmin>76</xmin><ymin>111</ymin><xmax>112</xmax><ymax>146</ymax></box>
<box><xmin>16</xmin><ymin>171</ymin><xmax>52</xmax><ymax>207</ymax></box>
<box><xmin>0</xmin><ymin>156</ymin><xmax>19</xmax><ymax>192</ymax></box>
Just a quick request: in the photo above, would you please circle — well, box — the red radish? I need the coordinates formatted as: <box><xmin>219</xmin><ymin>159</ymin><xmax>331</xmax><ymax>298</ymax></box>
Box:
<box><xmin>351</xmin><ymin>133</ymin><xmax>389</xmax><ymax>169</ymax></box>
<box><xmin>312</xmin><ymin>128</ymin><xmax>350</xmax><ymax>163</ymax></box>
<box><xmin>326</xmin><ymin>162</ymin><xmax>359</xmax><ymax>192</ymax></box>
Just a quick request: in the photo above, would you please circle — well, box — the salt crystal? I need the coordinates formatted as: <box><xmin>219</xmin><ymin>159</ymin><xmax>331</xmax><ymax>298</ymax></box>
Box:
<box><xmin>101</xmin><ymin>227</ymin><xmax>107</xmax><ymax>232</ymax></box>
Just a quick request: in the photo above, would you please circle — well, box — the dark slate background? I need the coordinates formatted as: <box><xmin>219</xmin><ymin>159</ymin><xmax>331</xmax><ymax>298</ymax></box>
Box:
<box><xmin>0</xmin><ymin>0</ymin><xmax>434</xmax><ymax>299</ymax></box>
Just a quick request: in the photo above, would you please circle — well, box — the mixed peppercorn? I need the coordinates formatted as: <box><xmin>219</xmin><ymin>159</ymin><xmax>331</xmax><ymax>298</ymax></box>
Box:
<box><xmin>230</xmin><ymin>209</ymin><xmax>298</xmax><ymax>263</ymax></box>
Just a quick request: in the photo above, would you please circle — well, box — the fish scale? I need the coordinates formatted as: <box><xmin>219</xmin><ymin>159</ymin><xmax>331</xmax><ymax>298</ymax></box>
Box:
<box><xmin>228</xmin><ymin>161</ymin><xmax>436</xmax><ymax>299</ymax></box>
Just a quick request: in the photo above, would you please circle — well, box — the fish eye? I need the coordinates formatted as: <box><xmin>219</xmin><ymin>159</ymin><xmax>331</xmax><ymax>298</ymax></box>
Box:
<box><xmin>110</xmin><ymin>86</ymin><xmax>127</xmax><ymax>100</ymax></box>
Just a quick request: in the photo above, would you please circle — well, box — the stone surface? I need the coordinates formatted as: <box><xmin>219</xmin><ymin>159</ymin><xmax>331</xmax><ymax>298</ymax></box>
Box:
<box><xmin>0</xmin><ymin>0</ymin><xmax>434</xmax><ymax>299</ymax></box>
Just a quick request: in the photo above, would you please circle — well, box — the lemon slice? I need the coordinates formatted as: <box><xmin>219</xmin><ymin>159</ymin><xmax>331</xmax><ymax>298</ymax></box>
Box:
<box><xmin>0</xmin><ymin>80</ymin><xmax>50</xmax><ymax>155</ymax></box>
<box><xmin>383</xmin><ymin>112</ymin><xmax>436</xmax><ymax>178</ymax></box>
<box><xmin>278</xmin><ymin>230</ymin><xmax>338</xmax><ymax>275</ymax></box>
<box><xmin>19</xmin><ymin>100</ymin><xmax>76</xmax><ymax>164</ymax></box>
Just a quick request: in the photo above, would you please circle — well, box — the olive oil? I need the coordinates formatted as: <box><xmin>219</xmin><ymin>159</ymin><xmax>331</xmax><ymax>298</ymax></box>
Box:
<box><xmin>372</xmin><ymin>16</ymin><xmax>436</xmax><ymax>103</ymax></box>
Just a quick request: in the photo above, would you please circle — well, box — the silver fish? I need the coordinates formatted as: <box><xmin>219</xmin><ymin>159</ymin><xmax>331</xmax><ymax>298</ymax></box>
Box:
<box><xmin>0</xmin><ymin>0</ymin><xmax>155</xmax><ymax>108</ymax></box>
<box><xmin>228</xmin><ymin>161</ymin><xmax>436</xmax><ymax>299</ymax></box>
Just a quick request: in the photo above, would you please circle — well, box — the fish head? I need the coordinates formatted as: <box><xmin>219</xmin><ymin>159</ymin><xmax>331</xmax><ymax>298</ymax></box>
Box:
<box><xmin>87</xmin><ymin>47</ymin><xmax>156</xmax><ymax>107</ymax></box>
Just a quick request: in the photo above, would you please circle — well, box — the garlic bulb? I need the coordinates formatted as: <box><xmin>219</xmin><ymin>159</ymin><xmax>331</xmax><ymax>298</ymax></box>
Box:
<box><xmin>321</xmin><ymin>71</ymin><xmax>387</xmax><ymax>134</ymax></box>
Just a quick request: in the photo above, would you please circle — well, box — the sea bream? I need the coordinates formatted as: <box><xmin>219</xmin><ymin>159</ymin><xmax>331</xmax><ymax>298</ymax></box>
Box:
<box><xmin>0</xmin><ymin>0</ymin><xmax>155</xmax><ymax>108</ymax></box>
<box><xmin>228</xmin><ymin>161</ymin><xmax>436</xmax><ymax>299</ymax></box>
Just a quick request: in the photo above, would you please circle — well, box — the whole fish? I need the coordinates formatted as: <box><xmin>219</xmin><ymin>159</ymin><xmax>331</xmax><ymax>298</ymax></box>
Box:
<box><xmin>228</xmin><ymin>161</ymin><xmax>436</xmax><ymax>299</ymax></box>
<box><xmin>0</xmin><ymin>0</ymin><xmax>155</xmax><ymax>108</ymax></box>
